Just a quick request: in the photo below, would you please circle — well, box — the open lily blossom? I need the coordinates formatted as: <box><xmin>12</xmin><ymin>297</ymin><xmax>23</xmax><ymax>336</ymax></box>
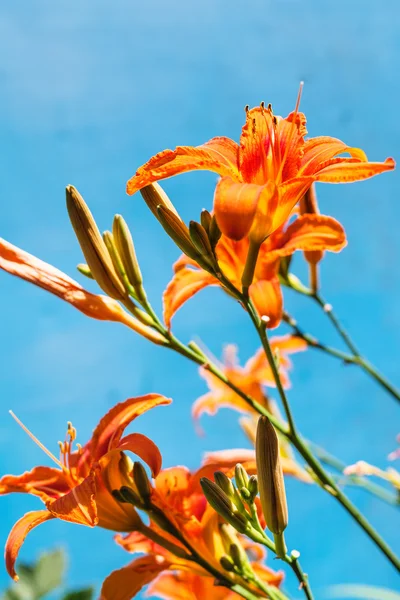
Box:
<box><xmin>0</xmin><ymin>238</ymin><xmax>165</xmax><ymax>344</ymax></box>
<box><xmin>193</xmin><ymin>340</ymin><xmax>307</xmax><ymax>423</ymax></box>
<box><xmin>99</xmin><ymin>466</ymin><xmax>284</xmax><ymax>600</ymax></box>
<box><xmin>1</xmin><ymin>395</ymin><xmax>170</xmax><ymax>580</ymax></box>
<box><xmin>127</xmin><ymin>87</ymin><xmax>394</xmax><ymax>242</ymax></box>
<box><xmin>163</xmin><ymin>213</ymin><xmax>347</xmax><ymax>328</ymax></box>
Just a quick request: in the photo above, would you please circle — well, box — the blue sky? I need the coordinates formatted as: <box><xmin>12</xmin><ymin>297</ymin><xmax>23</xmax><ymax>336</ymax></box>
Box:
<box><xmin>0</xmin><ymin>1</ymin><xmax>399</xmax><ymax>597</ymax></box>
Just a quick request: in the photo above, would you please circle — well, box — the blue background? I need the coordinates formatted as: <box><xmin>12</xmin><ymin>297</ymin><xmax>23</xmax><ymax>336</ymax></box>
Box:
<box><xmin>0</xmin><ymin>1</ymin><xmax>399</xmax><ymax>597</ymax></box>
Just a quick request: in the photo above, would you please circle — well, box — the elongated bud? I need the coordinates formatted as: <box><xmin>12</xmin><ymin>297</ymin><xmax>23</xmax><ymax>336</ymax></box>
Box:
<box><xmin>255</xmin><ymin>416</ymin><xmax>288</xmax><ymax>536</ymax></box>
<box><xmin>214</xmin><ymin>471</ymin><xmax>244</xmax><ymax>512</ymax></box>
<box><xmin>133</xmin><ymin>462</ymin><xmax>152</xmax><ymax>506</ymax></box>
<box><xmin>77</xmin><ymin>263</ymin><xmax>93</xmax><ymax>279</ymax></box>
<box><xmin>102</xmin><ymin>231</ymin><xmax>129</xmax><ymax>288</ymax></box>
<box><xmin>189</xmin><ymin>221</ymin><xmax>214</xmax><ymax>258</ymax></box>
<box><xmin>66</xmin><ymin>185</ymin><xmax>127</xmax><ymax>301</ymax></box>
<box><xmin>230</xmin><ymin>543</ymin><xmax>249</xmax><ymax>571</ymax></box>
<box><xmin>140</xmin><ymin>183</ymin><xmax>181</xmax><ymax>220</ymax></box>
<box><xmin>209</xmin><ymin>215</ymin><xmax>222</xmax><ymax>249</ymax></box>
<box><xmin>200</xmin><ymin>478</ymin><xmax>248</xmax><ymax>533</ymax></box>
<box><xmin>200</xmin><ymin>209</ymin><xmax>212</xmax><ymax>234</ymax></box>
<box><xmin>235</xmin><ymin>464</ymin><xmax>249</xmax><ymax>490</ymax></box>
<box><xmin>156</xmin><ymin>205</ymin><xmax>200</xmax><ymax>261</ymax></box>
<box><xmin>248</xmin><ymin>475</ymin><xmax>258</xmax><ymax>501</ymax></box>
<box><xmin>112</xmin><ymin>215</ymin><xmax>145</xmax><ymax>301</ymax></box>
<box><xmin>220</xmin><ymin>555</ymin><xmax>235</xmax><ymax>572</ymax></box>
<box><xmin>119</xmin><ymin>485</ymin><xmax>143</xmax><ymax>507</ymax></box>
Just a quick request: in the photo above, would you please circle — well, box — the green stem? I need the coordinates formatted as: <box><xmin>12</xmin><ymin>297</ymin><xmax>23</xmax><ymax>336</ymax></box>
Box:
<box><xmin>312</xmin><ymin>292</ymin><xmax>360</xmax><ymax>357</ymax></box>
<box><xmin>244</xmin><ymin>298</ymin><xmax>400</xmax><ymax>572</ymax></box>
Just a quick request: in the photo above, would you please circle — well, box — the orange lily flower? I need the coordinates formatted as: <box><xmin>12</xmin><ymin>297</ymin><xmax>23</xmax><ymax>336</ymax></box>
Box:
<box><xmin>100</xmin><ymin>466</ymin><xmax>283</xmax><ymax>599</ymax></box>
<box><xmin>192</xmin><ymin>339</ymin><xmax>306</xmax><ymax>423</ymax></box>
<box><xmin>163</xmin><ymin>213</ymin><xmax>347</xmax><ymax>328</ymax></box>
<box><xmin>126</xmin><ymin>90</ymin><xmax>394</xmax><ymax>242</ymax></box>
<box><xmin>1</xmin><ymin>395</ymin><xmax>170</xmax><ymax>580</ymax></box>
<box><xmin>0</xmin><ymin>238</ymin><xmax>165</xmax><ymax>344</ymax></box>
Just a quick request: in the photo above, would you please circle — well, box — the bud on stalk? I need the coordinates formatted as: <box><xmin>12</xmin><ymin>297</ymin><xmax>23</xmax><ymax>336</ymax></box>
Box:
<box><xmin>255</xmin><ymin>416</ymin><xmax>288</xmax><ymax>559</ymax></box>
<box><xmin>157</xmin><ymin>205</ymin><xmax>201</xmax><ymax>262</ymax></box>
<box><xmin>132</xmin><ymin>462</ymin><xmax>152</xmax><ymax>507</ymax></box>
<box><xmin>112</xmin><ymin>215</ymin><xmax>146</xmax><ymax>302</ymax></box>
<box><xmin>140</xmin><ymin>183</ymin><xmax>181</xmax><ymax>220</ymax></box>
<box><xmin>200</xmin><ymin>478</ymin><xmax>248</xmax><ymax>533</ymax></box>
<box><xmin>66</xmin><ymin>185</ymin><xmax>127</xmax><ymax>301</ymax></box>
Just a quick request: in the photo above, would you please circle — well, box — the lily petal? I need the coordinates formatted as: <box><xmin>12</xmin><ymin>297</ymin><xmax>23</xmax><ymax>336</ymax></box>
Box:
<box><xmin>270</xmin><ymin>214</ymin><xmax>347</xmax><ymax>258</ymax></box>
<box><xmin>100</xmin><ymin>556</ymin><xmax>167</xmax><ymax>600</ymax></box>
<box><xmin>249</xmin><ymin>278</ymin><xmax>283</xmax><ymax>328</ymax></box>
<box><xmin>0</xmin><ymin>466</ymin><xmax>70</xmax><ymax>502</ymax></box>
<box><xmin>46</xmin><ymin>472</ymin><xmax>98</xmax><ymax>526</ymax></box>
<box><xmin>126</xmin><ymin>137</ymin><xmax>240</xmax><ymax>195</ymax></box>
<box><xmin>90</xmin><ymin>395</ymin><xmax>171</xmax><ymax>461</ymax></box>
<box><xmin>118</xmin><ymin>433</ymin><xmax>163</xmax><ymax>478</ymax></box>
<box><xmin>300</xmin><ymin>136</ymin><xmax>368</xmax><ymax>175</ymax></box>
<box><xmin>5</xmin><ymin>510</ymin><xmax>55</xmax><ymax>580</ymax></box>
<box><xmin>268</xmin><ymin>176</ymin><xmax>316</xmax><ymax>235</ymax></box>
<box><xmin>0</xmin><ymin>239</ymin><xmax>165</xmax><ymax>343</ymax></box>
<box><xmin>314</xmin><ymin>157</ymin><xmax>395</xmax><ymax>182</ymax></box>
<box><xmin>163</xmin><ymin>267</ymin><xmax>217</xmax><ymax>330</ymax></box>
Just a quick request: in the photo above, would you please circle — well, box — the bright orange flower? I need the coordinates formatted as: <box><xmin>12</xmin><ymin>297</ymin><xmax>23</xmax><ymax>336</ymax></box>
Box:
<box><xmin>1</xmin><ymin>395</ymin><xmax>170</xmax><ymax>580</ymax></box>
<box><xmin>0</xmin><ymin>238</ymin><xmax>165</xmax><ymax>344</ymax></box>
<box><xmin>126</xmin><ymin>91</ymin><xmax>394</xmax><ymax>242</ymax></box>
<box><xmin>163</xmin><ymin>212</ymin><xmax>346</xmax><ymax>328</ymax></box>
<box><xmin>100</xmin><ymin>466</ymin><xmax>283</xmax><ymax>599</ymax></box>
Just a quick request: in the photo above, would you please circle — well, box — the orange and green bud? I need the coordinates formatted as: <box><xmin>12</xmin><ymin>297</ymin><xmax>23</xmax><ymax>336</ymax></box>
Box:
<box><xmin>256</xmin><ymin>416</ymin><xmax>288</xmax><ymax>552</ymax></box>
<box><xmin>66</xmin><ymin>185</ymin><xmax>127</xmax><ymax>301</ymax></box>
<box><xmin>140</xmin><ymin>183</ymin><xmax>181</xmax><ymax>221</ymax></box>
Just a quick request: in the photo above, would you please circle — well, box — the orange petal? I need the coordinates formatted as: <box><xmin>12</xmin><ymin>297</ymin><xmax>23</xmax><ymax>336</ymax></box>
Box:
<box><xmin>0</xmin><ymin>466</ymin><xmax>70</xmax><ymax>502</ymax></box>
<box><xmin>239</xmin><ymin>107</ymin><xmax>275</xmax><ymax>185</ymax></box>
<box><xmin>126</xmin><ymin>137</ymin><xmax>239</xmax><ymax>195</ymax></box>
<box><xmin>5</xmin><ymin>510</ymin><xmax>55</xmax><ymax>580</ymax></box>
<box><xmin>314</xmin><ymin>156</ymin><xmax>395</xmax><ymax>183</ymax></box>
<box><xmin>268</xmin><ymin>176</ymin><xmax>316</xmax><ymax>235</ymax></box>
<box><xmin>46</xmin><ymin>472</ymin><xmax>98</xmax><ymax>526</ymax></box>
<box><xmin>249</xmin><ymin>278</ymin><xmax>283</xmax><ymax>328</ymax></box>
<box><xmin>146</xmin><ymin>572</ymin><xmax>199</xmax><ymax>600</ymax></box>
<box><xmin>252</xmin><ymin>562</ymin><xmax>285</xmax><ymax>588</ymax></box>
<box><xmin>118</xmin><ymin>433</ymin><xmax>163</xmax><ymax>477</ymax></box>
<box><xmin>275</xmin><ymin>111</ymin><xmax>308</xmax><ymax>181</ymax></box>
<box><xmin>270</xmin><ymin>334</ymin><xmax>308</xmax><ymax>355</ymax></box>
<box><xmin>100</xmin><ymin>556</ymin><xmax>167</xmax><ymax>600</ymax></box>
<box><xmin>300</xmin><ymin>136</ymin><xmax>368</xmax><ymax>175</ymax></box>
<box><xmin>214</xmin><ymin>177</ymin><xmax>269</xmax><ymax>240</ymax></box>
<box><xmin>270</xmin><ymin>214</ymin><xmax>347</xmax><ymax>258</ymax></box>
<box><xmin>0</xmin><ymin>239</ymin><xmax>165</xmax><ymax>344</ymax></box>
<box><xmin>163</xmin><ymin>267</ymin><xmax>217</xmax><ymax>330</ymax></box>
<box><xmin>90</xmin><ymin>395</ymin><xmax>171</xmax><ymax>461</ymax></box>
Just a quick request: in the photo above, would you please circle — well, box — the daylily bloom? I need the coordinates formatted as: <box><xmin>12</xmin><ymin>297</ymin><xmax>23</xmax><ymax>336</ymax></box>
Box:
<box><xmin>1</xmin><ymin>395</ymin><xmax>170</xmax><ymax>580</ymax></box>
<box><xmin>100</xmin><ymin>466</ymin><xmax>284</xmax><ymax>599</ymax></box>
<box><xmin>163</xmin><ymin>213</ymin><xmax>347</xmax><ymax>328</ymax></box>
<box><xmin>0</xmin><ymin>238</ymin><xmax>165</xmax><ymax>344</ymax></box>
<box><xmin>126</xmin><ymin>92</ymin><xmax>395</xmax><ymax>243</ymax></box>
<box><xmin>192</xmin><ymin>340</ymin><xmax>306</xmax><ymax>423</ymax></box>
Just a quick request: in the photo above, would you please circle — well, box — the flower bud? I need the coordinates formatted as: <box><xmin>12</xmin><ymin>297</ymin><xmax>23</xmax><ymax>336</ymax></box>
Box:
<box><xmin>156</xmin><ymin>205</ymin><xmax>200</xmax><ymax>261</ymax></box>
<box><xmin>220</xmin><ymin>555</ymin><xmax>235</xmax><ymax>572</ymax></box>
<box><xmin>140</xmin><ymin>183</ymin><xmax>181</xmax><ymax>220</ymax></box>
<box><xmin>248</xmin><ymin>475</ymin><xmax>258</xmax><ymax>501</ymax></box>
<box><xmin>189</xmin><ymin>221</ymin><xmax>215</xmax><ymax>259</ymax></box>
<box><xmin>200</xmin><ymin>209</ymin><xmax>212</xmax><ymax>234</ymax></box>
<box><xmin>209</xmin><ymin>215</ymin><xmax>222</xmax><ymax>249</ymax></box>
<box><xmin>112</xmin><ymin>215</ymin><xmax>146</xmax><ymax>302</ymax></box>
<box><xmin>133</xmin><ymin>462</ymin><xmax>152</xmax><ymax>507</ymax></box>
<box><xmin>66</xmin><ymin>185</ymin><xmax>127</xmax><ymax>301</ymax></box>
<box><xmin>235</xmin><ymin>464</ymin><xmax>249</xmax><ymax>490</ymax></box>
<box><xmin>77</xmin><ymin>263</ymin><xmax>93</xmax><ymax>279</ymax></box>
<box><xmin>119</xmin><ymin>486</ymin><xmax>143</xmax><ymax>507</ymax></box>
<box><xmin>200</xmin><ymin>478</ymin><xmax>248</xmax><ymax>533</ymax></box>
<box><xmin>255</xmin><ymin>416</ymin><xmax>288</xmax><ymax>536</ymax></box>
<box><xmin>214</xmin><ymin>471</ymin><xmax>244</xmax><ymax>512</ymax></box>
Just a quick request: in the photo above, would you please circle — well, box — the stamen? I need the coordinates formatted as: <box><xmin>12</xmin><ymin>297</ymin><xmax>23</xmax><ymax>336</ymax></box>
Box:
<box><xmin>244</xmin><ymin>105</ymin><xmax>249</xmax><ymax>114</ymax></box>
<box><xmin>276</xmin><ymin>81</ymin><xmax>304</xmax><ymax>182</ymax></box>
<box><xmin>9</xmin><ymin>410</ymin><xmax>65</xmax><ymax>469</ymax></box>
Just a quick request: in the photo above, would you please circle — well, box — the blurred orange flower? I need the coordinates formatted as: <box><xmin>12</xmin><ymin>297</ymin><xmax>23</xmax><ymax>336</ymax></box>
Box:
<box><xmin>101</xmin><ymin>466</ymin><xmax>283</xmax><ymax>599</ymax></box>
<box><xmin>0</xmin><ymin>238</ymin><xmax>165</xmax><ymax>344</ymax></box>
<box><xmin>1</xmin><ymin>395</ymin><xmax>170</xmax><ymax>580</ymax></box>
<box><xmin>127</xmin><ymin>94</ymin><xmax>394</xmax><ymax>242</ymax></box>
<box><xmin>163</xmin><ymin>213</ymin><xmax>347</xmax><ymax>328</ymax></box>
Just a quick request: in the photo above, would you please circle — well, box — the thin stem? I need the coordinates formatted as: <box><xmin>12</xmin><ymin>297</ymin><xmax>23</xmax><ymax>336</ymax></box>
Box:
<box><xmin>312</xmin><ymin>292</ymin><xmax>360</xmax><ymax>357</ymax></box>
<box><xmin>242</xmin><ymin>297</ymin><xmax>400</xmax><ymax>573</ymax></box>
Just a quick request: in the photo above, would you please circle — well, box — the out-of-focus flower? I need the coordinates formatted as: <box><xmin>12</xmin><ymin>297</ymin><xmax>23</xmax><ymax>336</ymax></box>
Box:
<box><xmin>344</xmin><ymin>460</ymin><xmax>400</xmax><ymax>492</ymax></box>
<box><xmin>192</xmin><ymin>340</ymin><xmax>306</xmax><ymax>422</ymax></box>
<box><xmin>101</xmin><ymin>466</ymin><xmax>283</xmax><ymax>599</ymax></box>
<box><xmin>127</xmin><ymin>93</ymin><xmax>394</xmax><ymax>243</ymax></box>
<box><xmin>163</xmin><ymin>213</ymin><xmax>346</xmax><ymax>328</ymax></box>
<box><xmin>388</xmin><ymin>434</ymin><xmax>400</xmax><ymax>461</ymax></box>
<box><xmin>1</xmin><ymin>395</ymin><xmax>170</xmax><ymax>580</ymax></box>
<box><xmin>0</xmin><ymin>239</ymin><xmax>165</xmax><ymax>344</ymax></box>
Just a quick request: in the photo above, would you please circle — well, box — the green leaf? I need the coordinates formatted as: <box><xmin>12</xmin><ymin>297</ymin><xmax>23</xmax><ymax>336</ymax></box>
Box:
<box><xmin>327</xmin><ymin>584</ymin><xmax>400</xmax><ymax>600</ymax></box>
<box><xmin>62</xmin><ymin>588</ymin><xmax>95</xmax><ymax>600</ymax></box>
<box><xmin>33</xmin><ymin>549</ymin><xmax>66</xmax><ymax>598</ymax></box>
